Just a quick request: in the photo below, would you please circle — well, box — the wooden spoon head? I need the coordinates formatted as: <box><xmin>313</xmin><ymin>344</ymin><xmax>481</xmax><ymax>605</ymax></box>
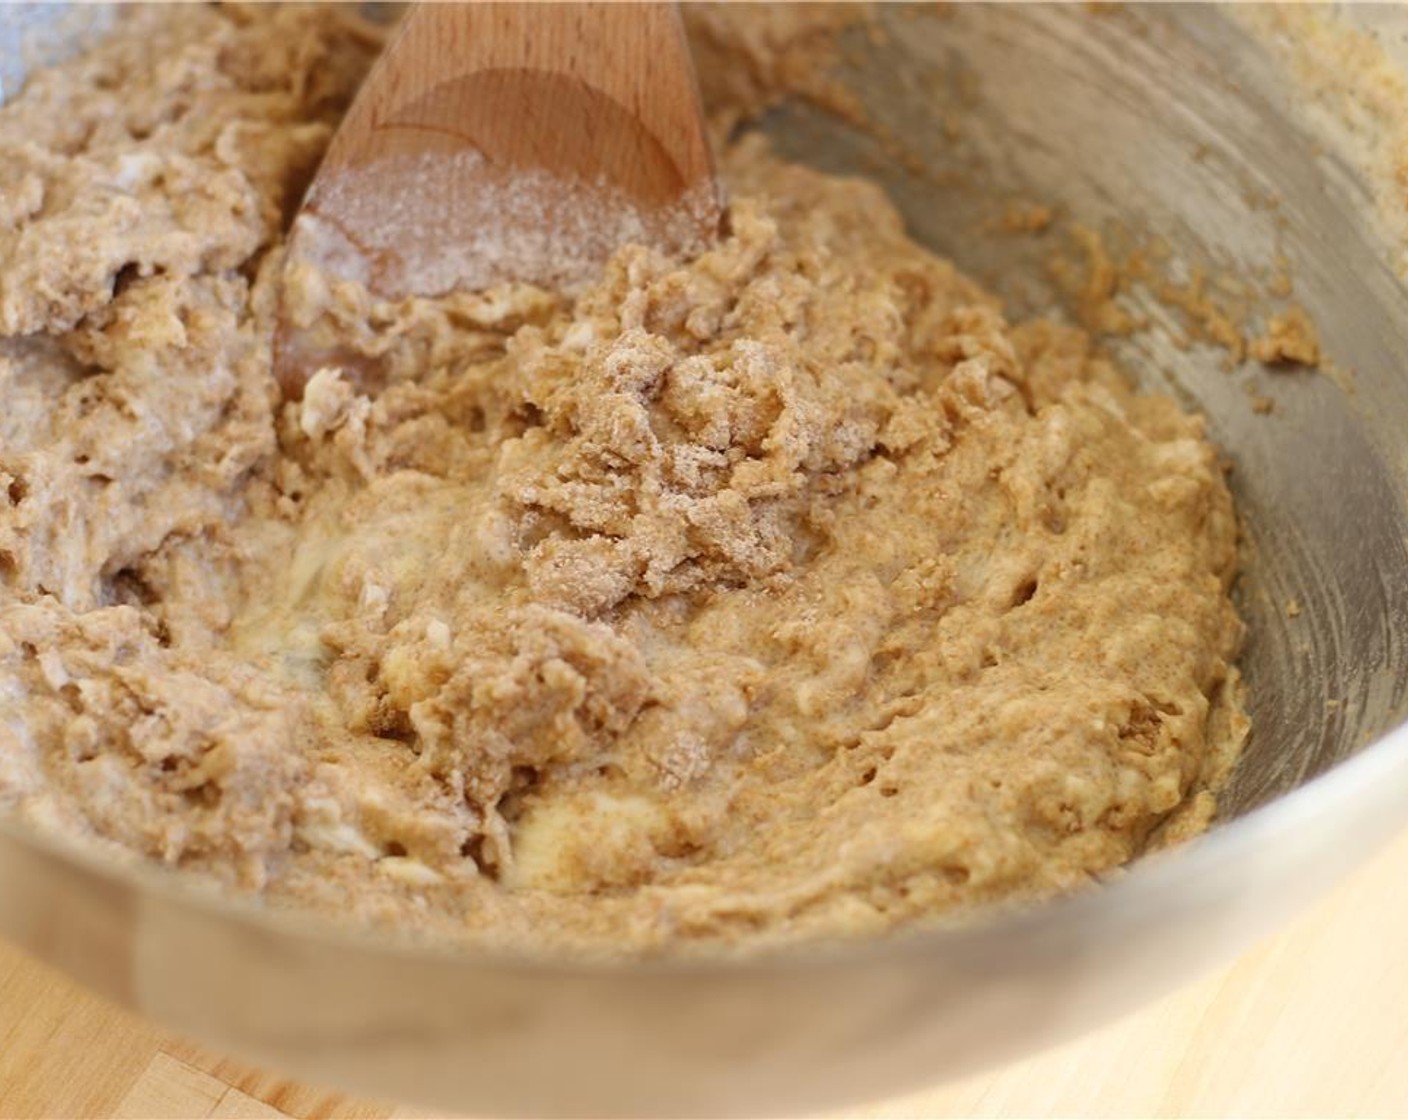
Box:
<box><xmin>276</xmin><ymin>2</ymin><xmax>722</xmax><ymax>395</ymax></box>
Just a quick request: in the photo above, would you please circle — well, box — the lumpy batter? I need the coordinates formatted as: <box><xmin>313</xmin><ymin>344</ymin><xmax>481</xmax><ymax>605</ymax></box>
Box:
<box><xmin>0</xmin><ymin>6</ymin><xmax>1247</xmax><ymax>952</ymax></box>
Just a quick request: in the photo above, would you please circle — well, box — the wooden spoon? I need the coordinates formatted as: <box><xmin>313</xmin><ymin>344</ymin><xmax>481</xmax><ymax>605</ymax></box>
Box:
<box><xmin>276</xmin><ymin>1</ymin><xmax>721</xmax><ymax>392</ymax></box>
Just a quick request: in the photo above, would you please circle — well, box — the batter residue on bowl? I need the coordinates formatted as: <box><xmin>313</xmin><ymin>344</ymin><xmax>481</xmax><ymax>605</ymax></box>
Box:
<box><xmin>0</xmin><ymin>6</ymin><xmax>1247</xmax><ymax>952</ymax></box>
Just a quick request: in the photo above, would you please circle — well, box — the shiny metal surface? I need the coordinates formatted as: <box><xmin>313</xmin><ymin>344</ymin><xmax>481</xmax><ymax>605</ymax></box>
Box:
<box><xmin>3</xmin><ymin>6</ymin><xmax>1408</xmax><ymax>1116</ymax></box>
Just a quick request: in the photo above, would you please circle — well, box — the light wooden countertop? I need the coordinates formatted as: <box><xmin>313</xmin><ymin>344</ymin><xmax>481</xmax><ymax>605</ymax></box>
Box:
<box><xmin>3</xmin><ymin>825</ymin><xmax>1407</xmax><ymax>1119</ymax></box>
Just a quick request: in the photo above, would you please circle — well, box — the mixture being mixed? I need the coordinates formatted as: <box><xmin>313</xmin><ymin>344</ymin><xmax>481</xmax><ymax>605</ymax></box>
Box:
<box><xmin>0</xmin><ymin>6</ymin><xmax>1247</xmax><ymax>952</ymax></box>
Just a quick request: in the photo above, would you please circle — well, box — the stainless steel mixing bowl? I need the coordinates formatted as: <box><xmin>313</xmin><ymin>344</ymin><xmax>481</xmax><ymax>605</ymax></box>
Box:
<box><xmin>3</xmin><ymin>5</ymin><xmax>1408</xmax><ymax>1116</ymax></box>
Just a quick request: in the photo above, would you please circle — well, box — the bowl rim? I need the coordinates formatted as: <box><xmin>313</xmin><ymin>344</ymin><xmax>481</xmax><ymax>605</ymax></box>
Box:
<box><xmin>4</xmin><ymin>706</ymin><xmax>1407</xmax><ymax>977</ymax></box>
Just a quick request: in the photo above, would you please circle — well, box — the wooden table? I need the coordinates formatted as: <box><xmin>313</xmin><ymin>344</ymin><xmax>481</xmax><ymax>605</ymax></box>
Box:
<box><xmin>3</xmin><ymin>826</ymin><xmax>1407</xmax><ymax>1119</ymax></box>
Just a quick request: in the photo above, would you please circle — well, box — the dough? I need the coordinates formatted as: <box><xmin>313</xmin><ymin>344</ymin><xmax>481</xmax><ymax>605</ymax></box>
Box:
<box><xmin>0</xmin><ymin>6</ymin><xmax>1247</xmax><ymax>953</ymax></box>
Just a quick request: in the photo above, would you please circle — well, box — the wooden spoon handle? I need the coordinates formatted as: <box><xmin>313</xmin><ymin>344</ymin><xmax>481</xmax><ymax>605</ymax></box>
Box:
<box><xmin>289</xmin><ymin>2</ymin><xmax>722</xmax><ymax>301</ymax></box>
<box><xmin>332</xmin><ymin>3</ymin><xmax>717</xmax><ymax>206</ymax></box>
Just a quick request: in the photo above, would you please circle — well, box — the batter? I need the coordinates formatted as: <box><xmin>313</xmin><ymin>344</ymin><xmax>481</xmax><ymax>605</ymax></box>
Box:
<box><xmin>0</xmin><ymin>6</ymin><xmax>1247</xmax><ymax>953</ymax></box>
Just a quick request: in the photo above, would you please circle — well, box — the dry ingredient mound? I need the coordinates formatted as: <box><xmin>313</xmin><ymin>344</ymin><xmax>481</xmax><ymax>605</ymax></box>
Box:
<box><xmin>0</xmin><ymin>5</ymin><xmax>1247</xmax><ymax>954</ymax></box>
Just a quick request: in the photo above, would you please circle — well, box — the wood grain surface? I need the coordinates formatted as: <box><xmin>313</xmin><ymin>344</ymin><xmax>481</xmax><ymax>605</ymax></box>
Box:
<box><xmin>289</xmin><ymin>2</ymin><xmax>719</xmax><ymax>298</ymax></box>
<box><xmin>2</xmin><ymin>824</ymin><xmax>1407</xmax><ymax>1119</ymax></box>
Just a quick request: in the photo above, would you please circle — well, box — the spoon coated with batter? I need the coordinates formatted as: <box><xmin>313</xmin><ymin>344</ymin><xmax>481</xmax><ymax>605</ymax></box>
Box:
<box><xmin>276</xmin><ymin>2</ymin><xmax>722</xmax><ymax>394</ymax></box>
